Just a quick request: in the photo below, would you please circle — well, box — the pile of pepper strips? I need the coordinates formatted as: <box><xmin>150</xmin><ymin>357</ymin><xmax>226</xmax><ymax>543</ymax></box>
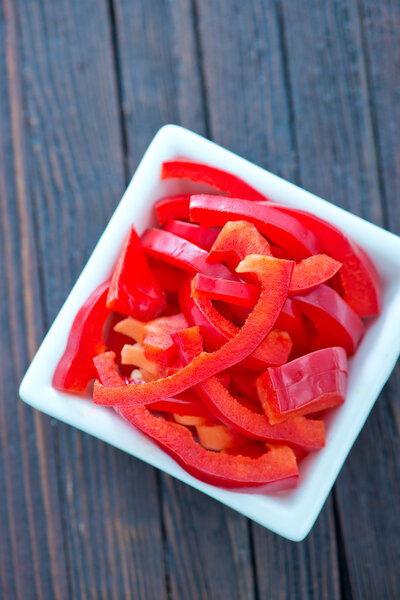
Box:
<box><xmin>53</xmin><ymin>160</ymin><xmax>381</xmax><ymax>492</ymax></box>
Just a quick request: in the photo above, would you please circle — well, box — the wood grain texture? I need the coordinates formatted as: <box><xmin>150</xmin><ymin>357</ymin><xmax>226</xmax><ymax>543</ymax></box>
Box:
<box><xmin>280</xmin><ymin>1</ymin><xmax>400</xmax><ymax>598</ymax></box>
<box><xmin>14</xmin><ymin>0</ymin><xmax>167</xmax><ymax>598</ymax></box>
<box><xmin>112</xmin><ymin>1</ymin><xmax>257</xmax><ymax>598</ymax></box>
<box><xmin>195</xmin><ymin>1</ymin><xmax>341</xmax><ymax>597</ymax></box>
<box><xmin>0</xmin><ymin>2</ymin><xmax>69</xmax><ymax>598</ymax></box>
<box><xmin>358</xmin><ymin>0</ymin><xmax>400</xmax><ymax>235</ymax></box>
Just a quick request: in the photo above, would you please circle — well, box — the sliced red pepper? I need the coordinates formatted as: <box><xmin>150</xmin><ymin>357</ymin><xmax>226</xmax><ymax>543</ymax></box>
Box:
<box><xmin>190</xmin><ymin>195</ymin><xmax>322</xmax><ymax>260</ymax></box>
<box><xmin>53</xmin><ymin>281</ymin><xmax>110</xmax><ymax>394</ymax></box>
<box><xmin>155</xmin><ymin>194</ymin><xmax>190</xmax><ymax>225</ymax></box>
<box><xmin>289</xmin><ymin>254</ymin><xmax>342</xmax><ymax>293</ymax></box>
<box><xmin>193</xmin><ymin>254</ymin><xmax>341</xmax><ymax>308</ymax></box>
<box><xmin>257</xmin><ymin>369</ymin><xmax>347</xmax><ymax>424</ymax></box>
<box><xmin>294</xmin><ymin>284</ymin><xmax>364</xmax><ymax>355</ymax></box>
<box><xmin>228</xmin><ymin>366</ymin><xmax>259</xmax><ymax>401</ymax></box>
<box><xmin>163</xmin><ymin>220</ymin><xmax>220</xmax><ymax>250</ymax></box>
<box><xmin>161</xmin><ymin>160</ymin><xmax>266</xmax><ymax>201</ymax></box>
<box><xmin>276</xmin><ymin>299</ymin><xmax>305</xmax><ymax>352</ymax></box>
<box><xmin>93</xmin><ymin>350</ymin><xmax>127</xmax><ymax>386</ymax></box>
<box><xmin>120</xmin><ymin>406</ymin><xmax>298</xmax><ymax>491</ymax></box>
<box><xmin>207</xmin><ymin>221</ymin><xmax>272</xmax><ymax>269</ymax></box>
<box><xmin>172</xmin><ymin>327</ymin><xmax>325</xmax><ymax>451</ymax></box>
<box><xmin>147</xmin><ymin>258</ymin><xmax>184</xmax><ymax>294</ymax></box>
<box><xmin>271</xmin><ymin>205</ymin><xmax>381</xmax><ymax>317</ymax></box>
<box><xmin>142</xmin><ymin>313</ymin><xmax>189</xmax><ymax>371</ymax></box>
<box><xmin>95</xmin><ymin>349</ymin><xmax>299</xmax><ymax>491</ymax></box>
<box><xmin>193</xmin><ymin>273</ymin><xmax>260</xmax><ymax>308</ymax></box>
<box><xmin>93</xmin><ymin>350</ymin><xmax>213</xmax><ymax>418</ymax></box>
<box><xmin>107</xmin><ymin>226</ymin><xmax>166</xmax><ymax>319</ymax></box>
<box><xmin>267</xmin><ymin>347</ymin><xmax>347</xmax><ymax>390</ymax></box>
<box><xmin>180</xmin><ymin>277</ymin><xmax>292</xmax><ymax>370</ymax></box>
<box><xmin>141</xmin><ymin>228</ymin><xmax>235</xmax><ymax>280</ymax></box>
<box><xmin>93</xmin><ymin>254</ymin><xmax>294</xmax><ymax>406</ymax></box>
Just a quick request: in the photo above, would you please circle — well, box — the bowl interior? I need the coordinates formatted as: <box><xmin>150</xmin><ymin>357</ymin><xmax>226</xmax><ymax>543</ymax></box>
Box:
<box><xmin>19</xmin><ymin>125</ymin><xmax>400</xmax><ymax>540</ymax></box>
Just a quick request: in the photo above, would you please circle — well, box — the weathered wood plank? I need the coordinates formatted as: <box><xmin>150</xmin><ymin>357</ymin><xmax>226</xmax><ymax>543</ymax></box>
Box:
<box><xmin>14</xmin><ymin>0</ymin><xmax>167</xmax><ymax>598</ymax></box>
<box><xmin>359</xmin><ymin>0</ymin><xmax>400</xmax><ymax>235</ymax></box>
<box><xmin>0</xmin><ymin>2</ymin><xmax>69</xmax><ymax>598</ymax></box>
<box><xmin>280</xmin><ymin>0</ymin><xmax>400</xmax><ymax>598</ymax></box>
<box><xmin>112</xmin><ymin>1</ymin><xmax>257</xmax><ymax>598</ymax></box>
<box><xmin>195</xmin><ymin>1</ymin><xmax>341</xmax><ymax>597</ymax></box>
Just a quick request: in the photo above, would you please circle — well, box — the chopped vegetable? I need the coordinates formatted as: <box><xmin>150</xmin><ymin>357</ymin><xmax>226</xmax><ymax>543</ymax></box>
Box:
<box><xmin>53</xmin><ymin>281</ymin><xmax>110</xmax><ymax>393</ymax></box>
<box><xmin>107</xmin><ymin>226</ymin><xmax>166</xmax><ymax>319</ymax></box>
<box><xmin>53</xmin><ymin>158</ymin><xmax>381</xmax><ymax>494</ymax></box>
<box><xmin>190</xmin><ymin>195</ymin><xmax>322</xmax><ymax>259</ymax></box>
<box><xmin>161</xmin><ymin>160</ymin><xmax>266</xmax><ymax>201</ymax></box>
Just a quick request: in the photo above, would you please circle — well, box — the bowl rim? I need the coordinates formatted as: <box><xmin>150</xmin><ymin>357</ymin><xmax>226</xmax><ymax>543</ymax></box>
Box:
<box><xmin>19</xmin><ymin>124</ymin><xmax>400</xmax><ymax>541</ymax></box>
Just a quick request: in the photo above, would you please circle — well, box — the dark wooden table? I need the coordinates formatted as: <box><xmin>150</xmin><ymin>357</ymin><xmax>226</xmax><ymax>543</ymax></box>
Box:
<box><xmin>1</xmin><ymin>1</ymin><xmax>399</xmax><ymax>598</ymax></box>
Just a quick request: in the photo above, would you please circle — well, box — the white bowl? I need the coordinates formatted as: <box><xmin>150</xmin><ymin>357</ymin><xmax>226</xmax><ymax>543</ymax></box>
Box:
<box><xmin>19</xmin><ymin>125</ymin><xmax>400</xmax><ymax>541</ymax></box>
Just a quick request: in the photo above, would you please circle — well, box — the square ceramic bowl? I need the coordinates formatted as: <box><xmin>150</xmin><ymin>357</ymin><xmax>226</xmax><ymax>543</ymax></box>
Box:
<box><xmin>20</xmin><ymin>125</ymin><xmax>400</xmax><ymax>541</ymax></box>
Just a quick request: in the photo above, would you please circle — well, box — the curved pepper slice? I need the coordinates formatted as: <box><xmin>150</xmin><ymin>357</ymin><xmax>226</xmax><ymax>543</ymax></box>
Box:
<box><xmin>161</xmin><ymin>160</ymin><xmax>266</xmax><ymax>201</ymax></box>
<box><xmin>294</xmin><ymin>284</ymin><xmax>364</xmax><ymax>355</ymax></box>
<box><xmin>163</xmin><ymin>220</ymin><xmax>220</xmax><ymax>250</ymax></box>
<box><xmin>94</xmin><ymin>349</ymin><xmax>298</xmax><ymax>491</ymax></box>
<box><xmin>93</xmin><ymin>350</ymin><xmax>214</xmax><ymax>418</ymax></box>
<box><xmin>53</xmin><ymin>281</ymin><xmax>110</xmax><ymax>394</ymax></box>
<box><xmin>107</xmin><ymin>226</ymin><xmax>166</xmax><ymax>319</ymax></box>
<box><xmin>207</xmin><ymin>221</ymin><xmax>272</xmax><ymax>268</ymax></box>
<box><xmin>190</xmin><ymin>195</ymin><xmax>322</xmax><ymax>260</ymax></box>
<box><xmin>172</xmin><ymin>328</ymin><xmax>325</xmax><ymax>451</ymax></box>
<box><xmin>204</xmin><ymin>221</ymin><xmax>305</xmax><ymax>351</ymax></box>
<box><xmin>120</xmin><ymin>406</ymin><xmax>299</xmax><ymax>491</ymax></box>
<box><xmin>141</xmin><ymin>228</ymin><xmax>234</xmax><ymax>280</ymax></box>
<box><xmin>271</xmin><ymin>204</ymin><xmax>381</xmax><ymax>317</ymax></box>
<box><xmin>155</xmin><ymin>194</ymin><xmax>190</xmax><ymax>225</ymax></box>
<box><xmin>194</xmin><ymin>256</ymin><xmax>341</xmax><ymax>308</ymax></box>
<box><xmin>257</xmin><ymin>369</ymin><xmax>347</xmax><ymax>424</ymax></box>
<box><xmin>267</xmin><ymin>347</ymin><xmax>347</xmax><ymax>390</ymax></box>
<box><xmin>289</xmin><ymin>255</ymin><xmax>342</xmax><ymax>293</ymax></box>
<box><xmin>180</xmin><ymin>277</ymin><xmax>292</xmax><ymax>370</ymax></box>
<box><xmin>93</xmin><ymin>254</ymin><xmax>294</xmax><ymax>406</ymax></box>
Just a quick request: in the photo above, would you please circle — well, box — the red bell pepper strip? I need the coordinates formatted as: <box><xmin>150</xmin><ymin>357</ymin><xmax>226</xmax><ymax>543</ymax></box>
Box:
<box><xmin>206</xmin><ymin>220</ymin><xmax>305</xmax><ymax>350</ymax></box>
<box><xmin>107</xmin><ymin>226</ymin><xmax>166</xmax><ymax>319</ymax></box>
<box><xmin>289</xmin><ymin>254</ymin><xmax>342</xmax><ymax>293</ymax></box>
<box><xmin>93</xmin><ymin>254</ymin><xmax>294</xmax><ymax>406</ymax></box>
<box><xmin>207</xmin><ymin>221</ymin><xmax>272</xmax><ymax>268</ymax></box>
<box><xmin>95</xmin><ymin>351</ymin><xmax>299</xmax><ymax>491</ymax></box>
<box><xmin>294</xmin><ymin>284</ymin><xmax>364</xmax><ymax>356</ymax></box>
<box><xmin>271</xmin><ymin>204</ymin><xmax>381</xmax><ymax>317</ymax></box>
<box><xmin>93</xmin><ymin>350</ymin><xmax>214</xmax><ymax>418</ymax></box>
<box><xmin>193</xmin><ymin>255</ymin><xmax>341</xmax><ymax>309</ymax></box>
<box><xmin>161</xmin><ymin>160</ymin><xmax>266</xmax><ymax>201</ymax></box>
<box><xmin>147</xmin><ymin>258</ymin><xmax>184</xmax><ymax>294</ymax></box>
<box><xmin>180</xmin><ymin>277</ymin><xmax>292</xmax><ymax>370</ymax></box>
<box><xmin>141</xmin><ymin>228</ymin><xmax>235</xmax><ymax>280</ymax></box>
<box><xmin>257</xmin><ymin>369</ymin><xmax>347</xmax><ymax>424</ymax></box>
<box><xmin>190</xmin><ymin>195</ymin><xmax>322</xmax><ymax>260</ymax></box>
<box><xmin>172</xmin><ymin>327</ymin><xmax>325</xmax><ymax>451</ymax></box>
<box><xmin>267</xmin><ymin>347</ymin><xmax>347</xmax><ymax>390</ymax></box>
<box><xmin>155</xmin><ymin>194</ymin><xmax>190</xmax><ymax>225</ymax></box>
<box><xmin>120</xmin><ymin>405</ymin><xmax>299</xmax><ymax>491</ymax></box>
<box><xmin>275</xmin><ymin>299</ymin><xmax>305</xmax><ymax>352</ymax></box>
<box><xmin>163</xmin><ymin>220</ymin><xmax>220</xmax><ymax>250</ymax></box>
<box><xmin>142</xmin><ymin>313</ymin><xmax>189</xmax><ymax>371</ymax></box>
<box><xmin>193</xmin><ymin>273</ymin><xmax>260</xmax><ymax>308</ymax></box>
<box><xmin>52</xmin><ymin>281</ymin><xmax>110</xmax><ymax>394</ymax></box>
